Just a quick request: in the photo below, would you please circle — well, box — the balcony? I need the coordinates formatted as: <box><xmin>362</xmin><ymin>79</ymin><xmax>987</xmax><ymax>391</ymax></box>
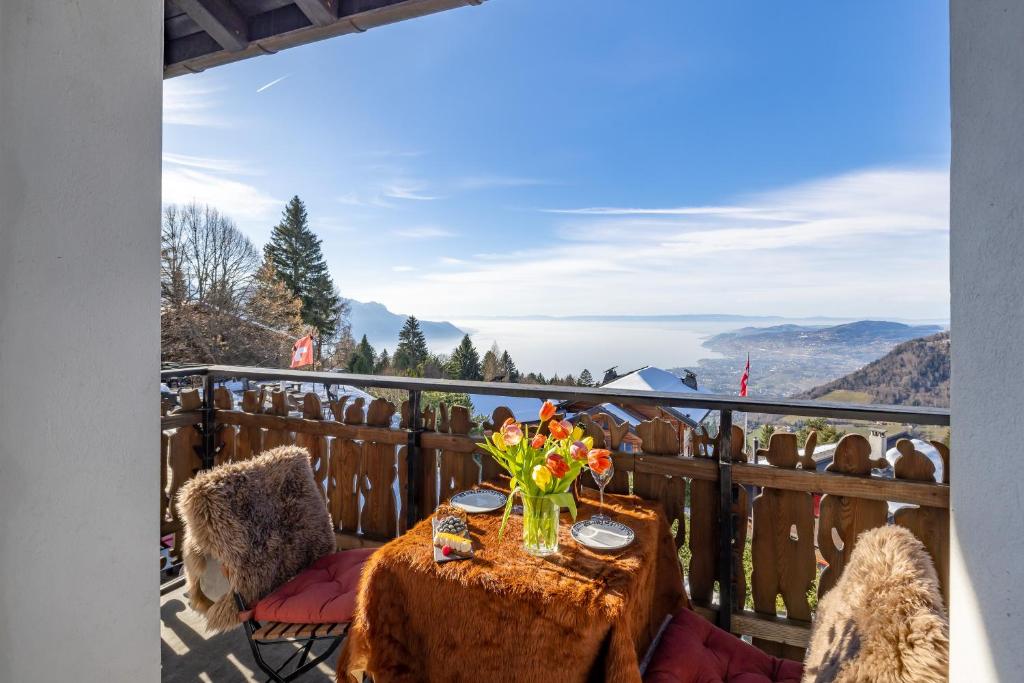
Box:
<box><xmin>159</xmin><ymin>364</ymin><xmax>949</xmax><ymax>680</ymax></box>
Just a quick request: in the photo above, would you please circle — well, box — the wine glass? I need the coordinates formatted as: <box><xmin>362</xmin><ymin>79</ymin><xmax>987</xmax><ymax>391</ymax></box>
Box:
<box><xmin>590</xmin><ymin>462</ymin><xmax>615</xmax><ymax>522</ymax></box>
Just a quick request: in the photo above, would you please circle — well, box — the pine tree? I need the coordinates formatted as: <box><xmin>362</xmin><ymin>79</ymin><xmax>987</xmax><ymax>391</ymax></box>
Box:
<box><xmin>376</xmin><ymin>348</ymin><xmax>391</xmax><ymax>374</ymax></box>
<box><xmin>481</xmin><ymin>343</ymin><xmax>501</xmax><ymax>381</ymax></box>
<box><xmin>347</xmin><ymin>334</ymin><xmax>376</xmax><ymax>374</ymax></box>
<box><xmin>263</xmin><ymin>196</ymin><xmax>345</xmax><ymax>343</ymax></box>
<box><xmin>499</xmin><ymin>350</ymin><xmax>519</xmax><ymax>382</ymax></box>
<box><xmin>394</xmin><ymin>316</ymin><xmax>429</xmax><ymax>373</ymax></box>
<box><xmin>447</xmin><ymin>334</ymin><xmax>482</xmax><ymax>380</ymax></box>
<box><xmin>578</xmin><ymin>368</ymin><xmax>594</xmax><ymax>387</ymax></box>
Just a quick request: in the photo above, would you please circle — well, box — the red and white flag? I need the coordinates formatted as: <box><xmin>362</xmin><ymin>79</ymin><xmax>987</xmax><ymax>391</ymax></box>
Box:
<box><xmin>290</xmin><ymin>334</ymin><xmax>314</xmax><ymax>369</ymax></box>
<box><xmin>739</xmin><ymin>353</ymin><xmax>750</xmax><ymax>397</ymax></box>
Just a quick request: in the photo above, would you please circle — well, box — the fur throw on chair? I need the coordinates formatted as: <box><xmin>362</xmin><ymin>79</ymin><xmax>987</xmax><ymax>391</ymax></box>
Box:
<box><xmin>803</xmin><ymin>525</ymin><xmax>948</xmax><ymax>683</ymax></box>
<box><xmin>176</xmin><ymin>445</ymin><xmax>336</xmax><ymax>633</ymax></box>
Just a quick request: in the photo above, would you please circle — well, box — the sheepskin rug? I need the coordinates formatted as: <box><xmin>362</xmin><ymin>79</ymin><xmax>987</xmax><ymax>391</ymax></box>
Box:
<box><xmin>803</xmin><ymin>525</ymin><xmax>948</xmax><ymax>683</ymax></box>
<box><xmin>176</xmin><ymin>445</ymin><xmax>336</xmax><ymax>633</ymax></box>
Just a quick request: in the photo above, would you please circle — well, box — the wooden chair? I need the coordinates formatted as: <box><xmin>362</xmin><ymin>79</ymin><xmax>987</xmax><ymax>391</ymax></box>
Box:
<box><xmin>177</xmin><ymin>445</ymin><xmax>373</xmax><ymax>682</ymax></box>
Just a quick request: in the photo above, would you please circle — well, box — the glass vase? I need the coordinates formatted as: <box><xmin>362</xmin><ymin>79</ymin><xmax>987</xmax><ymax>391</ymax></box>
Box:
<box><xmin>520</xmin><ymin>492</ymin><xmax>560</xmax><ymax>556</ymax></box>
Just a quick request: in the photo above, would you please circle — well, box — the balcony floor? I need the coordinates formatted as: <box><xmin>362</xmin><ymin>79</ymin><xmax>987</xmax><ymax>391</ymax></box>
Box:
<box><xmin>161</xmin><ymin>583</ymin><xmax>338</xmax><ymax>682</ymax></box>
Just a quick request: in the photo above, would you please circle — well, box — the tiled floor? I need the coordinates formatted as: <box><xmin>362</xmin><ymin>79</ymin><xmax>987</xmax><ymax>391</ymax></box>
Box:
<box><xmin>161</xmin><ymin>584</ymin><xmax>338</xmax><ymax>682</ymax></box>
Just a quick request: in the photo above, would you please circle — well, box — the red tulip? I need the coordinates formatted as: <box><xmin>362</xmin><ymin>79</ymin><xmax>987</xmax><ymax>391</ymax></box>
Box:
<box><xmin>539</xmin><ymin>400</ymin><xmax>556</xmax><ymax>422</ymax></box>
<box><xmin>546</xmin><ymin>452</ymin><xmax>569</xmax><ymax>478</ymax></box>
<box><xmin>588</xmin><ymin>448</ymin><xmax>613</xmax><ymax>475</ymax></box>
<box><xmin>548</xmin><ymin>419</ymin><xmax>572</xmax><ymax>441</ymax></box>
<box><xmin>530</xmin><ymin>433</ymin><xmax>547</xmax><ymax>449</ymax></box>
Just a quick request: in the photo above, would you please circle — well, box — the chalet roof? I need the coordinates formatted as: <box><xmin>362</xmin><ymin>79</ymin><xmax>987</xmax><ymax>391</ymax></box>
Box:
<box><xmin>165</xmin><ymin>0</ymin><xmax>484</xmax><ymax>78</ymax></box>
<box><xmin>563</xmin><ymin>366</ymin><xmax>713</xmax><ymax>429</ymax></box>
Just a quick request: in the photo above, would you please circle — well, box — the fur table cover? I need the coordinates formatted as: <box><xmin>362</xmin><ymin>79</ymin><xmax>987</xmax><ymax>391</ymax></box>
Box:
<box><xmin>337</xmin><ymin>488</ymin><xmax>688</xmax><ymax>683</ymax></box>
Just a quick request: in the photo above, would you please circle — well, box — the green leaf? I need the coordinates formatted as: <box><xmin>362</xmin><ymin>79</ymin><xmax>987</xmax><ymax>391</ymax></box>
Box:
<box><xmin>498</xmin><ymin>483</ymin><xmax>520</xmax><ymax>540</ymax></box>
<box><xmin>549</xmin><ymin>492</ymin><xmax>577</xmax><ymax>520</ymax></box>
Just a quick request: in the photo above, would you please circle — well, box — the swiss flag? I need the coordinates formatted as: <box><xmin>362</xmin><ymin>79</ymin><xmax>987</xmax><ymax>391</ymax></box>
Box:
<box><xmin>739</xmin><ymin>353</ymin><xmax>750</xmax><ymax>397</ymax></box>
<box><xmin>290</xmin><ymin>334</ymin><xmax>314</xmax><ymax>368</ymax></box>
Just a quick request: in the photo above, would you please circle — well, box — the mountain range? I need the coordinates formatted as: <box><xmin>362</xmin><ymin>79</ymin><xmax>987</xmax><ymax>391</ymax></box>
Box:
<box><xmin>796</xmin><ymin>331</ymin><xmax>950</xmax><ymax>407</ymax></box>
<box><xmin>346</xmin><ymin>300</ymin><xmax>464</xmax><ymax>351</ymax></box>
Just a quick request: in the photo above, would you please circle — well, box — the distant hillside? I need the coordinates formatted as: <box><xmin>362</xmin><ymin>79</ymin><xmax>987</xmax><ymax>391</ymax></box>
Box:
<box><xmin>796</xmin><ymin>332</ymin><xmax>950</xmax><ymax>407</ymax></box>
<box><xmin>346</xmin><ymin>300</ymin><xmax>464</xmax><ymax>351</ymax></box>
<box><xmin>705</xmin><ymin>320</ymin><xmax>944</xmax><ymax>354</ymax></box>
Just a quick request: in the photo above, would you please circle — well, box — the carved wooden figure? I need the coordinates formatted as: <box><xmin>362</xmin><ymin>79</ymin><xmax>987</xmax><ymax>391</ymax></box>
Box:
<box><xmin>235</xmin><ymin>389</ymin><xmax>262</xmax><ymax>461</ymax></box>
<box><xmin>438</xmin><ymin>405</ymin><xmax>477</xmax><ymax>502</ymax></box>
<box><xmin>359</xmin><ymin>398</ymin><xmax>399</xmax><ymax>539</ymax></box>
<box><xmin>296</xmin><ymin>393</ymin><xmax>328</xmax><ymax>499</ymax></box>
<box><xmin>751</xmin><ymin>431</ymin><xmax>817</xmax><ymax>659</ymax></box>
<box><xmin>327</xmin><ymin>396</ymin><xmax>362</xmax><ymax>533</ymax></box>
<box><xmin>892</xmin><ymin>439</ymin><xmax>950</xmax><ymax>605</ymax></box>
<box><xmin>635</xmin><ymin>417</ymin><xmax>687</xmax><ymax>556</ymax></box>
<box><xmin>816</xmin><ymin>434</ymin><xmax>889</xmax><ymax>597</ymax></box>
<box><xmin>262</xmin><ymin>389</ymin><xmax>291</xmax><ymax>450</ymax></box>
<box><xmin>213</xmin><ymin>387</ymin><xmax>235</xmax><ymax>466</ymax></box>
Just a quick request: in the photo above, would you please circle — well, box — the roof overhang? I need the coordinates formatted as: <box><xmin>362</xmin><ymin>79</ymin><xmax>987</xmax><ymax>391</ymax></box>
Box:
<box><xmin>165</xmin><ymin>0</ymin><xmax>484</xmax><ymax>78</ymax></box>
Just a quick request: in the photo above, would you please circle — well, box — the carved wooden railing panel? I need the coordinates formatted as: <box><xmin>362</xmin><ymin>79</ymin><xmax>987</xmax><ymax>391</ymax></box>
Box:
<box><xmin>892</xmin><ymin>439</ymin><xmax>950</xmax><ymax>604</ymax></box>
<box><xmin>816</xmin><ymin>434</ymin><xmax>889</xmax><ymax>597</ymax></box>
<box><xmin>750</xmin><ymin>432</ymin><xmax>817</xmax><ymax>660</ymax></box>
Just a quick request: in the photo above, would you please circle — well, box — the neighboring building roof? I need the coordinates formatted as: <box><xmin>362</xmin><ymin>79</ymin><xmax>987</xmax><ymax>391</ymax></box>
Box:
<box><xmin>469</xmin><ymin>394</ymin><xmax>546</xmax><ymax>424</ymax></box>
<box><xmin>597</xmin><ymin>366</ymin><xmax>713</xmax><ymax>427</ymax></box>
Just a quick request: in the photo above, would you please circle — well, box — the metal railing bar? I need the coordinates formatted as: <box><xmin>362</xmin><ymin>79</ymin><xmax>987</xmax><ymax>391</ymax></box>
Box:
<box><xmin>160</xmin><ymin>364</ymin><xmax>950</xmax><ymax>426</ymax></box>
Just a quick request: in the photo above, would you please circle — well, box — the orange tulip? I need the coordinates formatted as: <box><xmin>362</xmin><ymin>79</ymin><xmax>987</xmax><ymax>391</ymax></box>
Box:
<box><xmin>548</xmin><ymin>419</ymin><xmax>572</xmax><ymax>440</ymax></box>
<box><xmin>539</xmin><ymin>400</ymin><xmax>556</xmax><ymax>422</ymax></box>
<box><xmin>588</xmin><ymin>448</ymin><xmax>613</xmax><ymax>475</ymax></box>
<box><xmin>499</xmin><ymin>417</ymin><xmax>523</xmax><ymax>446</ymax></box>
<box><xmin>546</xmin><ymin>452</ymin><xmax>569</xmax><ymax>478</ymax></box>
<box><xmin>530</xmin><ymin>433</ymin><xmax>547</xmax><ymax>449</ymax></box>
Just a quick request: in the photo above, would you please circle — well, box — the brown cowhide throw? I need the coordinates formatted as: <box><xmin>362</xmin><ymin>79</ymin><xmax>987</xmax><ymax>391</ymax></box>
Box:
<box><xmin>338</xmin><ymin>488</ymin><xmax>688</xmax><ymax>683</ymax></box>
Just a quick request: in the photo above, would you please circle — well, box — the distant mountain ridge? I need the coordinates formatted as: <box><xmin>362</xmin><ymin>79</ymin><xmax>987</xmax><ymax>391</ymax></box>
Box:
<box><xmin>705</xmin><ymin>320</ymin><xmax>945</xmax><ymax>352</ymax></box>
<box><xmin>346</xmin><ymin>300</ymin><xmax>464</xmax><ymax>351</ymax></box>
<box><xmin>796</xmin><ymin>331</ymin><xmax>950</xmax><ymax>407</ymax></box>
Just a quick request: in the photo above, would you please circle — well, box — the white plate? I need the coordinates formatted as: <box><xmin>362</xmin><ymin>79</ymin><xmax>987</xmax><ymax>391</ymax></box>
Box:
<box><xmin>571</xmin><ymin>519</ymin><xmax>635</xmax><ymax>551</ymax></box>
<box><xmin>450</xmin><ymin>489</ymin><xmax>507</xmax><ymax>513</ymax></box>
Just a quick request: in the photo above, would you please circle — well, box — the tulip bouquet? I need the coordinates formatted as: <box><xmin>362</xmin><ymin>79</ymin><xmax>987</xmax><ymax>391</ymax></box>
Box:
<box><xmin>478</xmin><ymin>400</ymin><xmax>613</xmax><ymax>556</ymax></box>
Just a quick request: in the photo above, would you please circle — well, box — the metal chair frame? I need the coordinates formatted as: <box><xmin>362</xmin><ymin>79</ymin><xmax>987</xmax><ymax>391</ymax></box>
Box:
<box><xmin>234</xmin><ymin>593</ymin><xmax>349</xmax><ymax>683</ymax></box>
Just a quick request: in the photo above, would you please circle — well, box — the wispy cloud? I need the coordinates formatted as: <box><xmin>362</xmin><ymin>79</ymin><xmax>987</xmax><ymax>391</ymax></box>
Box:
<box><xmin>393</xmin><ymin>226</ymin><xmax>455</xmax><ymax>239</ymax></box>
<box><xmin>162</xmin><ymin>154</ymin><xmax>281</xmax><ymax>225</ymax></box>
<box><xmin>382</xmin><ymin>180</ymin><xmax>439</xmax><ymax>201</ymax></box>
<box><xmin>163</xmin><ymin>80</ymin><xmax>228</xmax><ymax>127</ymax></box>
<box><xmin>353</xmin><ymin>166</ymin><xmax>950</xmax><ymax>319</ymax></box>
<box><xmin>542</xmin><ymin>205</ymin><xmax>769</xmax><ymax>217</ymax></box>
<box><xmin>256</xmin><ymin>75</ymin><xmax>290</xmax><ymax>93</ymax></box>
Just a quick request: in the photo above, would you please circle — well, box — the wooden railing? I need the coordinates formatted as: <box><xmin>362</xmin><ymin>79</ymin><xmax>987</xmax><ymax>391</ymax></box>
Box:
<box><xmin>160</xmin><ymin>364</ymin><xmax>950</xmax><ymax>659</ymax></box>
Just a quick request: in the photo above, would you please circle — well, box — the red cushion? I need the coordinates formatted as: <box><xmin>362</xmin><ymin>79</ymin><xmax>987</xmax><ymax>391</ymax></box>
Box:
<box><xmin>644</xmin><ymin>609</ymin><xmax>803</xmax><ymax>683</ymax></box>
<box><xmin>252</xmin><ymin>549</ymin><xmax>373</xmax><ymax>624</ymax></box>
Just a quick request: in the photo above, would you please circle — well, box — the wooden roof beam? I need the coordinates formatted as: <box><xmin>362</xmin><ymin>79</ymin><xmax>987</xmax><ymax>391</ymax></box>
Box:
<box><xmin>294</xmin><ymin>0</ymin><xmax>338</xmax><ymax>27</ymax></box>
<box><xmin>173</xmin><ymin>0</ymin><xmax>249</xmax><ymax>52</ymax></box>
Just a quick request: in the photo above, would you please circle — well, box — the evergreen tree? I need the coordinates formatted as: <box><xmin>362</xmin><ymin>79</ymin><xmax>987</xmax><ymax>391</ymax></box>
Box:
<box><xmin>481</xmin><ymin>343</ymin><xmax>501</xmax><ymax>381</ymax></box>
<box><xmin>394</xmin><ymin>316</ymin><xmax>429</xmax><ymax>373</ymax></box>
<box><xmin>447</xmin><ymin>334</ymin><xmax>482</xmax><ymax>380</ymax></box>
<box><xmin>346</xmin><ymin>334</ymin><xmax>376</xmax><ymax>374</ymax></box>
<box><xmin>578</xmin><ymin>368</ymin><xmax>594</xmax><ymax>387</ymax></box>
<box><xmin>499</xmin><ymin>350</ymin><xmax>519</xmax><ymax>382</ymax></box>
<box><xmin>421</xmin><ymin>354</ymin><xmax>448</xmax><ymax>379</ymax></box>
<box><xmin>263</xmin><ymin>196</ymin><xmax>345</xmax><ymax>342</ymax></box>
<box><xmin>376</xmin><ymin>348</ymin><xmax>391</xmax><ymax>374</ymax></box>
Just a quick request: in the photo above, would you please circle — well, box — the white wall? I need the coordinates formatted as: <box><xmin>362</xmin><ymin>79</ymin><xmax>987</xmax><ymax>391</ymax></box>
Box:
<box><xmin>0</xmin><ymin>1</ymin><xmax>162</xmax><ymax>680</ymax></box>
<box><xmin>950</xmin><ymin>1</ymin><xmax>1024</xmax><ymax>680</ymax></box>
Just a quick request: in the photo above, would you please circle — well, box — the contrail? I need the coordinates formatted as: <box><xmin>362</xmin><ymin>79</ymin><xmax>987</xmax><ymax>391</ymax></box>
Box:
<box><xmin>256</xmin><ymin>75</ymin><xmax>289</xmax><ymax>93</ymax></box>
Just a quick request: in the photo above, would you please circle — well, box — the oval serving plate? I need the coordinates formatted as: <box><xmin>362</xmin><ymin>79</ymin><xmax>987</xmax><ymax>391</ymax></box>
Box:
<box><xmin>571</xmin><ymin>519</ymin><xmax>635</xmax><ymax>551</ymax></box>
<box><xmin>450</xmin><ymin>489</ymin><xmax>507</xmax><ymax>514</ymax></box>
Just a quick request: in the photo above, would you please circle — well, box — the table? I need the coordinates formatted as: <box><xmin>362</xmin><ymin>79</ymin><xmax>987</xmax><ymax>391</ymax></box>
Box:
<box><xmin>337</xmin><ymin>487</ymin><xmax>689</xmax><ymax>683</ymax></box>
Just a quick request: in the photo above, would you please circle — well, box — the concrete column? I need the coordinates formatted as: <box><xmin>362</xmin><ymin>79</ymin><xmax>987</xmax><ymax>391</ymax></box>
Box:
<box><xmin>950</xmin><ymin>1</ymin><xmax>1024</xmax><ymax>680</ymax></box>
<box><xmin>0</xmin><ymin>1</ymin><xmax>162</xmax><ymax>681</ymax></box>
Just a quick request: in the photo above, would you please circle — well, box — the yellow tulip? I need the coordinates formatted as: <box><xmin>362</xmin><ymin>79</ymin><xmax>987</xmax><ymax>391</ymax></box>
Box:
<box><xmin>492</xmin><ymin>431</ymin><xmax>507</xmax><ymax>451</ymax></box>
<box><xmin>531</xmin><ymin>463</ymin><xmax>552</xmax><ymax>489</ymax></box>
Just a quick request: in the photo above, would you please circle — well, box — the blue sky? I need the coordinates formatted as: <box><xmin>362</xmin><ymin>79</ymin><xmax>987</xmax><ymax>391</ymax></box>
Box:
<box><xmin>163</xmin><ymin>0</ymin><xmax>950</xmax><ymax>321</ymax></box>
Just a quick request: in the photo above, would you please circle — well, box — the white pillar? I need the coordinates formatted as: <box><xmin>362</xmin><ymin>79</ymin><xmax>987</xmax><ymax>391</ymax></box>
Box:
<box><xmin>0</xmin><ymin>2</ymin><xmax>162</xmax><ymax>681</ymax></box>
<box><xmin>950</xmin><ymin>1</ymin><xmax>1024</xmax><ymax>680</ymax></box>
